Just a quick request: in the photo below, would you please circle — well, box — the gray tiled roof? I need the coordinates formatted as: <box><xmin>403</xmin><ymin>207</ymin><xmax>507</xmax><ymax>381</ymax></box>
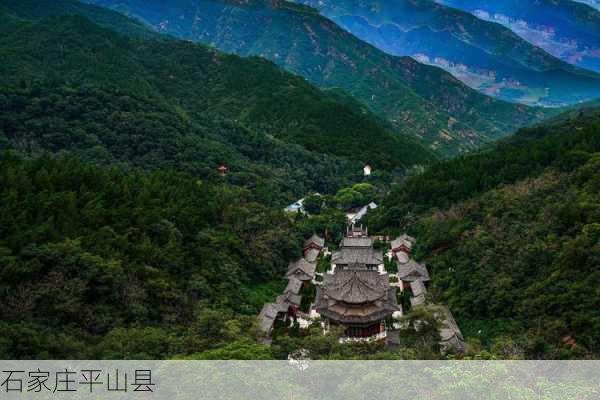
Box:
<box><xmin>391</xmin><ymin>234</ymin><xmax>416</xmax><ymax>251</ymax></box>
<box><xmin>258</xmin><ymin>298</ymin><xmax>293</xmax><ymax>333</ymax></box>
<box><xmin>438</xmin><ymin>306</ymin><xmax>464</xmax><ymax>342</ymax></box>
<box><xmin>286</xmin><ymin>258</ymin><xmax>316</xmax><ymax>281</ymax></box>
<box><xmin>259</xmin><ymin>303</ymin><xmax>279</xmax><ymax>320</ymax></box>
<box><xmin>397</xmin><ymin>259</ymin><xmax>430</xmax><ymax>281</ymax></box>
<box><xmin>410</xmin><ymin>295</ymin><xmax>426</xmax><ymax>307</ymax></box>
<box><xmin>409</xmin><ymin>279</ymin><xmax>427</xmax><ymax>297</ymax></box>
<box><xmin>277</xmin><ymin>292</ymin><xmax>302</xmax><ymax>307</ymax></box>
<box><xmin>304</xmin><ymin>234</ymin><xmax>325</xmax><ymax>249</ymax></box>
<box><xmin>324</xmin><ymin>270</ymin><xmax>389</xmax><ymax>304</ymax></box>
<box><xmin>304</xmin><ymin>248</ymin><xmax>320</xmax><ymax>263</ymax></box>
<box><xmin>258</xmin><ymin>303</ymin><xmax>278</xmax><ymax>333</ymax></box>
<box><xmin>332</xmin><ymin>247</ymin><xmax>383</xmax><ymax>266</ymax></box>
<box><xmin>409</xmin><ymin>280</ymin><xmax>427</xmax><ymax>307</ymax></box>
<box><xmin>341</xmin><ymin>236</ymin><xmax>373</xmax><ymax>248</ymax></box>
<box><xmin>285</xmin><ymin>278</ymin><xmax>303</xmax><ymax>295</ymax></box>
<box><xmin>315</xmin><ymin>278</ymin><xmax>400</xmax><ymax>325</ymax></box>
<box><xmin>437</xmin><ymin>306</ymin><xmax>465</xmax><ymax>353</ymax></box>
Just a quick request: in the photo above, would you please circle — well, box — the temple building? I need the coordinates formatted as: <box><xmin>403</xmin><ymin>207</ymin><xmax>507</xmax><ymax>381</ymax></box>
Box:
<box><xmin>437</xmin><ymin>306</ymin><xmax>466</xmax><ymax>354</ymax></box>
<box><xmin>391</xmin><ymin>234</ymin><xmax>430</xmax><ymax>291</ymax></box>
<box><xmin>314</xmin><ymin>225</ymin><xmax>400</xmax><ymax>340</ymax></box>
<box><xmin>390</xmin><ymin>234</ymin><xmax>416</xmax><ymax>258</ymax></box>
<box><xmin>286</xmin><ymin>258</ymin><xmax>316</xmax><ymax>283</ymax></box>
<box><xmin>340</xmin><ymin>234</ymin><xmax>373</xmax><ymax>249</ymax></box>
<box><xmin>409</xmin><ymin>280</ymin><xmax>427</xmax><ymax>307</ymax></box>
<box><xmin>397</xmin><ymin>259</ymin><xmax>430</xmax><ymax>288</ymax></box>
<box><xmin>331</xmin><ymin>247</ymin><xmax>384</xmax><ymax>272</ymax></box>
<box><xmin>303</xmin><ymin>234</ymin><xmax>325</xmax><ymax>262</ymax></box>
<box><xmin>315</xmin><ymin>265</ymin><xmax>399</xmax><ymax>339</ymax></box>
<box><xmin>259</xmin><ymin>235</ymin><xmax>323</xmax><ymax>337</ymax></box>
<box><xmin>332</xmin><ymin>226</ymin><xmax>384</xmax><ymax>272</ymax></box>
<box><xmin>258</xmin><ymin>301</ymin><xmax>290</xmax><ymax>337</ymax></box>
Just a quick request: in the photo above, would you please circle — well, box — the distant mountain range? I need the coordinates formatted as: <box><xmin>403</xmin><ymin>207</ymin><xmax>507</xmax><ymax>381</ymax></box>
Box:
<box><xmin>573</xmin><ymin>0</ymin><xmax>600</xmax><ymax>11</ymax></box>
<box><xmin>82</xmin><ymin>0</ymin><xmax>554</xmax><ymax>156</ymax></box>
<box><xmin>436</xmin><ymin>0</ymin><xmax>600</xmax><ymax>73</ymax></box>
<box><xmin>296</xmin><ymin>0</ymin><xmax>600</xmax><ymax>107</ymax></box>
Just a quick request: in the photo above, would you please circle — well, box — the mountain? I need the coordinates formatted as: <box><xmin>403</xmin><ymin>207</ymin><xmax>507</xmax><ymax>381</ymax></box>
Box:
<box><xmin>368</xmin><ymin>107</ymin><xmax>600</xmax><ymax>358</ymax></box>
<box><xmin>296</xmin><ymin>0</ymin><xmax>600</xmax><ymax>107</ymax></box>
<box><xmin>0</xmin><ymin>0</ymin><xmax>155</xmax><ymax>38</ymax></box>
<box><xmin>436</xmin><ymin>0</ymin><xmax>600</xmax><ymax>73</ymax></box>
<box><xmin>83</xmin><ymin>0</ymin><xmax>553</xmax><ymax>156</ymax></box>
<box><xmin>573</xmin><ymin>0</ymin><xmax>600</xmax><ymax>11</ymax></box>
<box><xmin>0</xmin><ymin>3</ymin><xmax>437</xmax><ymax>203</ymax></box>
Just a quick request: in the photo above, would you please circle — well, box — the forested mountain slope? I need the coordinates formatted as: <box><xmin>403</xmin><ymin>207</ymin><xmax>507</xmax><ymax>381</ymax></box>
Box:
<box><xmin>297</xmin><ymin>0</ymin><xmax>600</xmax><ymax>107</ymax></box>
<box><xmin>574</xmin><ymin>0</ymin><xmax>600</xmax><ymax>11</ymax></box>
<box><xmin>0</xmin><ymin>0</ymin><xmax>155</xmax><ymax>38</ymax></box>
<box><xmin>368</xmin><ymin>108</ymin><xmax>600</xmax><ymax>358</ymax></box>
<box><xmin>0</xmin><ymin>153</ymin><xmax>299</xmax><ymax>359</ymax></box>
<box><xmin>0</xmin><ymin>8</ymin><xmax>435</xmax><ymax>203</ymax></box>
<box><xmin>84</xmin><ymin>0</ymin><xmax>553</xmax><ymax>155</ymax></box>
<box><xmin>436</xmin><ymin>0</ymin><xmax>600</xmax><ymax>73</ymax></box>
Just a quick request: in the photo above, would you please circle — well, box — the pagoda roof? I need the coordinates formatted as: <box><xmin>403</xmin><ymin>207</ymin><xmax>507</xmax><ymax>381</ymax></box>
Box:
<box><xmin>315</xmin><ymin>283</ymin><xmax>399</xmax><ymax>325</ymax></box>
<box><xmin>314</xmin><ymin>268</ymin><xmax>399</xmax><ymax>325</ymax></box>
<box><xmin>324</xmin><ymin>269</ymin><xmax>389</xmax><ymax>304</ymax></box>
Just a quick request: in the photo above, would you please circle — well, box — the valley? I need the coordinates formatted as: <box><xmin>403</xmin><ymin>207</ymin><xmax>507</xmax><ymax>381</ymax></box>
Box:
<box><xmin>0</xmin><ymin>0</ymin><xmax>598</xmax><ymax>361</ymax></box>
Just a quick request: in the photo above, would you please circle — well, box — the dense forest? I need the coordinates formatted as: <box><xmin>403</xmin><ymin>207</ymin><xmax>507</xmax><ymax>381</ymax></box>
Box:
<box><xmin>0</xmin><ymin>82</ymin><xmax>368</xmax><ymax>205</ymax></box>
<box><xmin>0</xmin><ymin>153</ymin><xmax>301</xmax><ymax>358</ymax></box>
<box><xmin>0</xmin><ymin>153</ymin><xmax>440</xmax><ymax>360</ymax></box>
<box><xmin>0</xmin><ymin>7</ymin><xmax>435</xmax><ymax>201</ymax></box>
<box><xmin>368</xmin><ymin>109</ymin><xmax>600</xmax><ymax>358</ymax></box>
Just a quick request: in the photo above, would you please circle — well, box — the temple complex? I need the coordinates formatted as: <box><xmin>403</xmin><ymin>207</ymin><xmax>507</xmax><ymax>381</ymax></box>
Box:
<box><xmin>258</xmin><ymin>225</ymin><xmax>464</xmax><ymax>352</ymax></box>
